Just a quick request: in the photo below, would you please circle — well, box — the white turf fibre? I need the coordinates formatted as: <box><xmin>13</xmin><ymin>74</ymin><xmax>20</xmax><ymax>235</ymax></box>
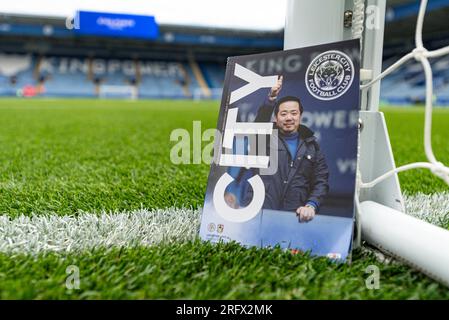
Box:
<box><xmin>0</xmin><ymin>192</ymin><xmax>447</xmax><ymax>255</ymax></box>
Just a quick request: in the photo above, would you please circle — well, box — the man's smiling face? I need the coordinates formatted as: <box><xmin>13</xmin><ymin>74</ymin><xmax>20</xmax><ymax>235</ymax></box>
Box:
<box><xmin>275</xmin><ymin>101</ymin><xmax>301</xmax><ymax>135</ymax></box>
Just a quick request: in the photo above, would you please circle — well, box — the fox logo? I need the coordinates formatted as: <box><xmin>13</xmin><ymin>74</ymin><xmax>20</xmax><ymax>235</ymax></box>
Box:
<box><xmin>306</xmin><ymin>50</ymin><xmax>354</xmax><ymax>101</ymax></box>
<box><xmin>316</xmin><ymin>61</ymin><xmax>344</xmax><ymax>90</ymax></box>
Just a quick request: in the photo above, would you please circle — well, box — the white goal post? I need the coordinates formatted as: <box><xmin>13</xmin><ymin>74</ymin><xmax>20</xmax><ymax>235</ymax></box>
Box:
<box><xmin>285</xmin><ymin>0</ymin><xmax>449</xmax><ymax>286</ymax></box>
<box><xmin>193</xmin><ymin>88</ymin><xmax>223</xmax><ymax>101</ymax></box>
<box><xmin>98</xmin><ymin>85</ymin><xmax>138</xmax><ymax>100</ymax></box>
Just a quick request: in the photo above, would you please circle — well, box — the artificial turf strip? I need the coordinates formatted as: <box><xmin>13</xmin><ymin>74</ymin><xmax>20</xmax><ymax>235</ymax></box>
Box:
<box><xmin>0</xmin><ymin>241</ymin><xmax>447</xmax><ymax>300</ymax></box>
<box><xmin>0</xmin><ymin>193</ymin><xmax>446</xmax><ymax>255</ymax></box>
<box><xmin>0</xmin><ymin>99</ymin><xmax>447</xmax><ymax>217</ymax></box>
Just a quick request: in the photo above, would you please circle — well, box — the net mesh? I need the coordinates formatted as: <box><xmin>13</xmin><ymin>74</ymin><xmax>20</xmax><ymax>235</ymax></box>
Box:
<box><xmin>356</xmin><ymin>0</ymin><xmax>449</xmax><ymax>189</ymax></box>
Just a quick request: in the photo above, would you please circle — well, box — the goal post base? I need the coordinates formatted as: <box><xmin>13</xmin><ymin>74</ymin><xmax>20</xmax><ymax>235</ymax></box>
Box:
<box><xmin>359</xmin><ymin>111</ymin><xmax>404</xmax><ymax>212</ymax></box>
<box><xmin>359</xmin><ymin>200</ymin><xmax>449</xmax><ymax>287</ymax></box>
<box><xmin>353</xmin><ymin>110</ymin><xmax>405</xmax><ymax>248</ymax></box>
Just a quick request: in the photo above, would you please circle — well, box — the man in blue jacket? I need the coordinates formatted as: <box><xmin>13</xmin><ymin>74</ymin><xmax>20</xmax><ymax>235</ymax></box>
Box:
<box><xmin>244</xmin><ymin>76</ymin><xmax>329</xmax><ymax>223</ymax></box>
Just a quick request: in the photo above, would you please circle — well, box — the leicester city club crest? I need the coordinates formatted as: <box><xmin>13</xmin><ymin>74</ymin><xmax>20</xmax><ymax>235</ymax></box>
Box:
<box><xmin>305</xmin><ymin>50</ymin><xmax>354</xmax><ymax>100</ymax></box>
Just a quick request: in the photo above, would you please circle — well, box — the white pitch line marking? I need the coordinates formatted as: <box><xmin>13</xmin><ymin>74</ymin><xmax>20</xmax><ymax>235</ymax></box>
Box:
<box><xmin>0</xmin><ymin>207</ymin><xmax>201</xmax><ymax>254</ymax></box>
<box><xmin>0</xmin><ymin>193</ymin><xmax>446</xmax><ymax>254</ymax></box>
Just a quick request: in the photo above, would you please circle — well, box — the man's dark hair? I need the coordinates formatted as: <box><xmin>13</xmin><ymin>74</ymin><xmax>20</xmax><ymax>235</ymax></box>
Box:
<box><xmin>274</xmin><ymin>96</ymin><xmax>304</xmax><ymax>116</ymax></box>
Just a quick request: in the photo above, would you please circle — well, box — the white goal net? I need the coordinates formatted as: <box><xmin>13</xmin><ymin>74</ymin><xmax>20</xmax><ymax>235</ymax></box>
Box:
<box><xmin>356</xmin><ymin>0</ymin><xmax>449</xmax><ymax>187</ymax></box>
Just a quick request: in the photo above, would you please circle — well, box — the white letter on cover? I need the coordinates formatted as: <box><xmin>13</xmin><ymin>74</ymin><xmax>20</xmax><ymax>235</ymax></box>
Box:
<box><xmin>229</xmin><ymin>64</ymin><xmax>278</xmax><ymax>104</ymax></box>
<box><xmin>213</xmin><ymin>172</ymin><xmax>265</xmax><ymax>222</ymax></box>
<box><xmin>220</xmin><ymin>108</ymin><xmax>272</xmax><ymax>168</ymax></box>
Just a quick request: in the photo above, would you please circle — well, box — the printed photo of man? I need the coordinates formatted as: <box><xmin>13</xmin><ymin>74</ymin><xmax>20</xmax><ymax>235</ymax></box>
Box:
<box><xmin>242</xmin><ymin>76</ymin><xmax>330</xmax><ymax>223</ymax></box>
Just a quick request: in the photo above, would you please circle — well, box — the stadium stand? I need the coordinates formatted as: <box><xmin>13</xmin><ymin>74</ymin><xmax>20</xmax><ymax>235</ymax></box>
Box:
<box><xmin>138</xmin><ymin>60</ymin><xmax>189</xmax><ymax>99</ymax></box>
<box><xmin>0</xmin><ymin>53</ymin><xmax>37</xmax><ymax>96</ymax></box>
<box><xmin>3</xmin><ymin>51</ymin><xmax>447</xmax><ymax>103</ymax></box>
<box><xmin>199</xmin><ymin>62</ymin><xmax>225</xmax><ymax>89</ymax></box>
<box><xmin>0</xmin><ymin>53</ymin><xmax>208</xmax><ymax>99</ymax></box>
<box><xmin>380</xmin><ymin>54</ymin><xmax>449</xmax><ymax>105</ymax></box>
<box><xmin>39</xmin><ymin>56</ymin><xmax>95</xmax><ymax>97</ymax></box>
<box><xmin>0</xmin><ymin>12</ymin><xmax>283</xmax><ymax>100</ymax></box>
<box><xmin>0</xmin><ymin>3</ymin><xmax>448</xmax><ymax>104</ymax></box>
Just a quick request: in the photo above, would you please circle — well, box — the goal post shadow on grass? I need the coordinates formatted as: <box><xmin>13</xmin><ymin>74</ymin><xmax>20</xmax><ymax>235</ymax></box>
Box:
<box><xmin>285</xmin><ymin>0</ymin><xmax>449</xmax><ymax>286</ymax></box>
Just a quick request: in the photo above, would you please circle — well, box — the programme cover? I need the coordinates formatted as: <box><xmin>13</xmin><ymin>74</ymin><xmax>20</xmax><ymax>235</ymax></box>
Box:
<box><xmin>200</xmin><ymin>39</ymin><xmax>360</xmax><ymax>261</ymax></box>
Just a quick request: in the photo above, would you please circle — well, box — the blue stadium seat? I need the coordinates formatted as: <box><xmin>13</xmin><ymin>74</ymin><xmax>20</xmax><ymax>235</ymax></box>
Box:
<box><xmin>0</xmin><ymin>53</ymin><xmax>37</xmax><ymax>96</ymax></box>
<box><xmin>138</xmin><ymin>61</ymin><xmax>187</xmax><ymax>99</ymax></box>
<box><xmin>39</xmin><ymin>57</ymin><xmax>95</xmax><ymax>97</ymax></box>
<box><xmin>380</xmin><ymin>54</ymin><xmax>449</xmax><ymax>105</ymax></box>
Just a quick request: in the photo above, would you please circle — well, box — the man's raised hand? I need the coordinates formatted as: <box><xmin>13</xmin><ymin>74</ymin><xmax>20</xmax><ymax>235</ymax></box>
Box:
<box><xmin>268</xmin><ymin>75</ymin><xmax>283</xmax><ymax>102</ymax></box>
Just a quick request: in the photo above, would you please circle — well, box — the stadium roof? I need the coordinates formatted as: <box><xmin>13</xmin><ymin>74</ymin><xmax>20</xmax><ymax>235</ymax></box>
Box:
<box><xmin>384</xmin><ymin>0</ymin><xmax>449</xmax><ymax>45</ymax></box>
<box><xmin>1</xmin><ymin>0</ymin><xmax>448</xmax><ymax>60</ymax></box>
<box><xmin>0</xmin><ymin>0</ymin><xmax>287</xmax><ymax>31</ymax></box>
<box><xmin>2</xmin><ymin>0</ymin><xmax>448</xmax><ymax>34</ymax></box>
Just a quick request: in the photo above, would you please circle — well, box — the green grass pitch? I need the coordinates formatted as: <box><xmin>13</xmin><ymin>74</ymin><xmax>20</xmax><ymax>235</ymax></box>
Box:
<box><xmin>0</xmin><ymin>98</ymin><xmax>447</xmax><ymax>299</ymax></box>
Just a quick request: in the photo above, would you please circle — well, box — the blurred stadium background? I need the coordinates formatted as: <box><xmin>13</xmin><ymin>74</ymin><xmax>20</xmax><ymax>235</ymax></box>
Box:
<box><xmin>0</xmin><ymin>0</ymin><xmax>448</xmax><ymax>104</ymax></box>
